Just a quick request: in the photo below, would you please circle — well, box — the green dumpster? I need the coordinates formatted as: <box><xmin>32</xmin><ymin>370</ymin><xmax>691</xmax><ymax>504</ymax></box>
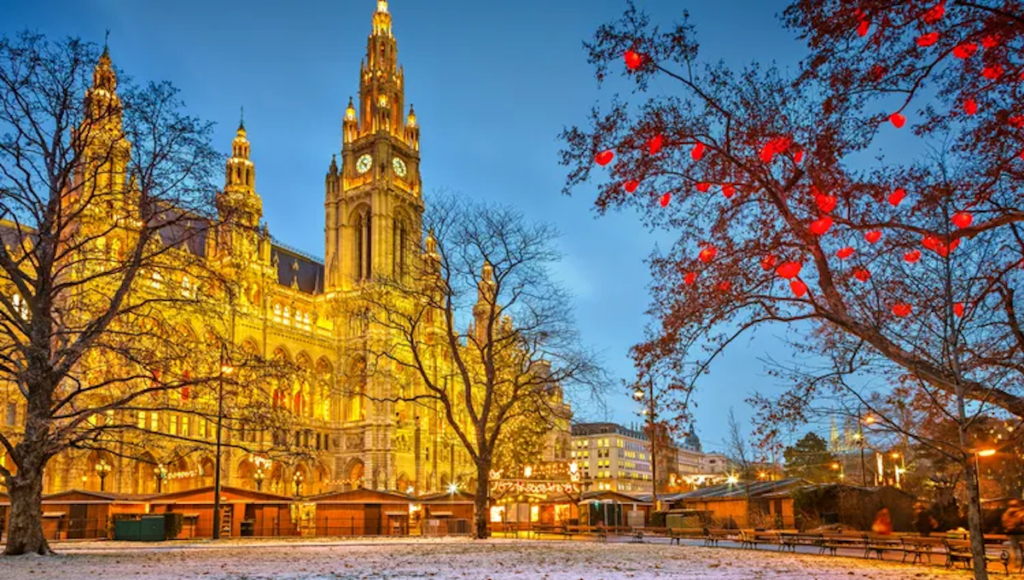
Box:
<box><xmin>113</xmin><ymin>519</ymin><xmax>142</xmax><ymax>541</ymax></box>
<box><xmin>139</xmin><ymin>515</ymin><xmax>167</xmax><ymax>542</ymax></box>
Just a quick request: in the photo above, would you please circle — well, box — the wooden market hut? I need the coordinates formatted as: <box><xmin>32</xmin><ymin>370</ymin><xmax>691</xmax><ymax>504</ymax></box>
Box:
<box><xmin>309</xmin><ymin>488</ymin><xmax>413</xmax><ymax>536</ymax></box>
<box><xmin>673</xmin><ymin>477</ymin><xmax>807</xmax><ymax>529</ymax></box>
<box><xmin>0</xmin><ymin>489</ymin><xmax>151</xmax><ymax>540</ymax></box>
<box><xmin>417</xmin><ymin>490</ymin><xmax>477</xmax><ymax>535</ymax></box>
<box><xmin>789</xmin><ymin>483</ymin><xmax>916</xmax><ymax>531</ymax></box>
<box><xmin>578</xmin><ymin>490</ymin><xmax>653</xmax><ymax>527</ymax></box>
<box><xmin>147</xmin><ymin>485</ymin><xmax>296</xmax><ymax>539</ymax></box>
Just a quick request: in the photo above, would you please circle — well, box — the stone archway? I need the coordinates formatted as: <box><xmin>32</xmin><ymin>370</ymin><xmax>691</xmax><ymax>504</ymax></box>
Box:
<box><xmin>344</xmin><ymin>459</ymin><xmax>365</xmax><ymax>491</ymax></box>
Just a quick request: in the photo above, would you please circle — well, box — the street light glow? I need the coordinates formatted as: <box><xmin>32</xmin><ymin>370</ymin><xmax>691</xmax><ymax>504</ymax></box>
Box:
<box><xmin>447</xmin><ymin>482</ymin><xmax>460</xmax><ymax>494</ymax></box>
<box><xmin>726</xmin><ymin>475</ymin><xmax>739</xmax><ymax>484</ymax></box>
<box><xmin>978</xmin><ymin>449</ymin><xmax>997</xmax><ymax>457</ymax></box>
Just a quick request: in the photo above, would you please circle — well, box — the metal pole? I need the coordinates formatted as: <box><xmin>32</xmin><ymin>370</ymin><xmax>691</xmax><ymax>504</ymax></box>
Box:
<box><xmin>213</xmin><ymin>345</ymin><xmax>225</xmax><ymax>540</ymax></box>
<box><xmin>649</xmin><ymin>379</ymin><xmax>657</xmax><ymax>509</ymax></box>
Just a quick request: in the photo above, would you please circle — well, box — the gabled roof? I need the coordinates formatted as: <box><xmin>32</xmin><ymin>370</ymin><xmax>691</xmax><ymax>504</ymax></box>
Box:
<box><xmin>580</xmin><ymin>490</ymin><xmax>652</xmax><ymax>505</ymax></box>
<box><xmin>418</xmin><ymin>490</ymin><xmax>477</xmax><ymax>503</ymax></box>
<box><xmin>148</xmin><ymin>485</ymin><xmax>295</xmax><ymax>504</ymax></box>
<box><xmin>677</xmin><ymin>477</ymin><xmax>807</xmax><ymax>501</ymax></box>
<box><xmin>308</xmin><ymin>488</ymin><xmax>413</xmax><ymax>503</ymax></box>
<box><xmin>42</xmin><ymin>489</ymin><xmax>154</xmax><ymax>503</ymax></box>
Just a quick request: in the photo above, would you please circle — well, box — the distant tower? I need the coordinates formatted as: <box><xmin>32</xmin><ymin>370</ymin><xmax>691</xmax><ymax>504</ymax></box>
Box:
<box><xmin>215</xmin><ymin>118</ymin><xmax>264</xmax><ymax>262</ymax></box>
<box><xmin>324</xmin><ymin>0</ymin><xmax>423</xmax><ymax>291</ymax></box>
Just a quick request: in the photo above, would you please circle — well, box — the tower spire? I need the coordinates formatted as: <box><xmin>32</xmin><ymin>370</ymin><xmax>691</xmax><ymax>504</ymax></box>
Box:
<box><xmin>239</xmin><ymin>105</ymin><xmax>245</xmax><ymax>131</ymax></box>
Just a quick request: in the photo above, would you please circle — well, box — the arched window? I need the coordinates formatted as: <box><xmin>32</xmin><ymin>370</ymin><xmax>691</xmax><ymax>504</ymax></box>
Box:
<box><xmin>356</xmin><ymin>210</ymin><xmax>373</xmax><ymax>281</ymax></box>
<box><xmin>347</xmin><ymin>358</ymin><xmax>366</xmax><ymax>422</ymax></box>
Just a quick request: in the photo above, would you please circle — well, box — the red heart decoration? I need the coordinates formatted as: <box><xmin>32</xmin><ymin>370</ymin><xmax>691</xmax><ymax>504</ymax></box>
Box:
<box><xmin>684</xmin><ymin>271</ymin><xmax>698</xmax><ymax>285</ymax></box>
<box><xmin>853</xmin><ymin>267</ymin><xmax>871</xmax><ymax>282</ymax></box>
<box><xmin>865</xmin><ymin>230</ymin><xmax>882</xmax><ymax>244</ymax></box>
<box><xmin>890</xmin><ymin>113</ymin><xmax>906</xmax><ymax>128</ymax></box>
<box><xmin>809</xmin><ymin>216</ymin><xmax>833</xmax><ymax>236</ymax></box>
<box><xmin>624</xmin><ymin>180</ymin><xmax>640</xmax><ymax>193</ymax></box>
<box><xmin>696</xmin><ymin>182</ymin><xmax>711</xmax><ymax>193</ymax></box>
<box><xmin>836</xmin><ymin>247</ymin><xmax>855</xmax><ymax>260</ymax></box>
<box><xmin>760</xmin><ymin>143</ymin><xmax>776</xmax><ymax>163</ymax></box>
<box><xmin>660</xmin><ymin>192</ymin><xmax>672</xmax><ymax>207</ymax></box>
<box><xmin>922</xmin><ymin>235</ymin><xmax>940</xmax><ymax>251</ymax></box>
<box><xmin>892</xmin><ymin>303</ymin><xmax>912</xmax><ymax>318</ymax></box>
<box><xmin>952</xmin><ymin>211</ymin><xmax>973</xmax><ymax>228</ymax></box>
<box><xmin>922</xmin><ymin>2</ymin><xmax>945</xmax><ymax>23</ymax></box>
<box><xmin>790</xmin><ymin>280</ymin><xmax>808</xmax><ymax>297</ymax></box>
<box><xmin>717</xmin><ymin>281</ymin><xmax>732</xmax><ymax>292</ymax></box>
<box><xmin>624</xmin><ymin>50</ymin><xmax>643</xmax><ymax>71</ymax></box>
<box><xmin>595</xmin><ymin>150</ymin><xmax>614</xmax><ymax>166</ymax></box>
<box><xmin>815</xmin><ymin>191</ymin><xmax>837</xmax><ymax>213</ymax></box>
<box><xmin>963</xmin><ymin>98</ymin><xmax>978</xmax><ymax>116</ymax></box>
<box><xmin>953</xmin><ymin>302</ymin><xmax>965</xmax><ymax>317</ymax></box>
<box><xmin>904</xmin><ymin>250</ymin><xmax>921</xmax><ymax>263</ymax></box>
<box><xmin>917</xmin><ymin>32</ymin><xmax>939</xmax><ymax>47</ymax></box>
<box><xmin>1010</xmin><ymin>116</ymin><xmax>1024</xmax><ymax>128</ymax></box>
<box><xmin>794</xmin><ymin>149</ymin><xmax>805</xmax><ymax>164</ymax></box>
<box><xmin>856</xmin><ymin>20</ymin><xmax>870</xmax><ymax>37</ymax></box>
<box><xmin>888</xmin><ymin>188</ymin><xmax>906</xmax><ymax>206</ymax></box>
<box><xmin>761</xmin><ymin>255</ymin><xmax>777</xmax><ymax>271</ymax></box>
<box><xmin>698</xmin><ymin>246</ymin><xmax>717</xmax><ymax>263</ymax></box>
<box><xmin>691</xmin><ymin>142</ymin><xmax>705</xmax><ymax>161</ymax></box>
<box><xmin>722</xmin><ymin>184</ymin><xmax>736</xmax><ymax>199</ymax></box>
<box><xmin>982</xmin><ymin>34</ymin><xmax>1001</xmax><ymax>49</ymax></box>
<box><xmin>776</xmin><ymin>261</ymin><xmax>802</xmax><ymax>279</ymax></box>
<box><xmin>869</xmin><ymin>64</ymin><xmax>887</xmax><ymax>81</ymax></box>
<box><xmin>953</xmin><ymin>43</ymin><xmax>977</xmax><ymax>59</ymax></box>
<box><xmin>983</xmin><ymin>65</ymin><xmax>1003</xmax><ymax>80</ymax></box>
<box><xmin>648</xmin><ymin>135</ymin><xmax>664</xmax><ymax>155</ymax></box>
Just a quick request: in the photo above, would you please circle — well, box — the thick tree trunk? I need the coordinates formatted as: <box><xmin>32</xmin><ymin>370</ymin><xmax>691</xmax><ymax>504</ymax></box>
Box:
<box><xmin>963</xmin><ymin>457</ymin><xmax>990</xmax><ymax>580</ymax></box>
<box><xmin>4</xmin><ymin>465</ymin><xmax>50</xmax><ymax>556</ymax></box>
<box><xmin>473</xmin><ymin>461</ymin><xmax>491</xmax><ymax>540</ymax></box>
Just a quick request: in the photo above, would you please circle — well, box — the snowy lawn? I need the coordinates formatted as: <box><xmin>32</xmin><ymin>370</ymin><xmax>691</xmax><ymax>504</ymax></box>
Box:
<box><xmin>3</xmin><ymin>537</ymin><xmax>976</xmax><ymax>579</ymax></box>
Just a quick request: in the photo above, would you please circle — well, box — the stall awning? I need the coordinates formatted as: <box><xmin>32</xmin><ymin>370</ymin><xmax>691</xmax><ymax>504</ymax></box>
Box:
<box><xmin>42</xmin><ymin>512</ymin><xmax>66</xmax><ymax>517</ymax></box>
<box><xmin>430</xmin><ymin>511</ymin><xmax>453</xmax><ymax>517</ymax></box>
<box><xmin>384</xmin><ymin>511</ymin><xmax>408</xmax><ymax>516</ymax></box>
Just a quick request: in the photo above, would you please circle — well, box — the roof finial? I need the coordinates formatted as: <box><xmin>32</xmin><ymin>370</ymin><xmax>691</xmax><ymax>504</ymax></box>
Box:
<box><xmin>103</xmin><ymin>29</ymin><xmax>110</xmax><ymax>55</ymax></box>
<box><xmin>239</xmin><ymin>106</ymin><xmax>245</xmax><ymax>131</ymax></box>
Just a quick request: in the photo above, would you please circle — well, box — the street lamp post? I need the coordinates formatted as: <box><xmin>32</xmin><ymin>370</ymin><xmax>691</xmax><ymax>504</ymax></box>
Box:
<box><xmin>95</xmin><ymin>459</ymin><xmax>111</xmax><ymax>492</ymax></box>
<box><xmin>293</xmin><ymin>471</ymin><xmax>304</xmax><ymax>497</ymax></box>
<box><xmin>153</xmin><ymin>463</ymin><xmax>167</xmax><ymax>493</ymax></box>
<box><xmin>213</xmin><ymin>345</ymin><xmax>234</xmax><ymax>540</ymax></box>
<box><xmin>633</xmin><ymin>382</ymin><xmax>658</xmax><ymax>509</ymax></box>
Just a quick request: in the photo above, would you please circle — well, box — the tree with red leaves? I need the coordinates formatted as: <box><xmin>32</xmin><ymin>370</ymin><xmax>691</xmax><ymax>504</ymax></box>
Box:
<box><xmin>560</xmin><ymin>2</ymin><xmax>1022</xmax><ymax>576</ymax></box>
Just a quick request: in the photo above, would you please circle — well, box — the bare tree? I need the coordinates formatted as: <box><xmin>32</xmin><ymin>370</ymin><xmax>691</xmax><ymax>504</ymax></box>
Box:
<box><xmin>0</xmin><ymin>33</ymin><xmax>290</xmax><ymax>555</ymax></box>
<box><xmin>346</xmin><ymin>192</ymin><xmax>605</xmax><ymax>539</ymax></box>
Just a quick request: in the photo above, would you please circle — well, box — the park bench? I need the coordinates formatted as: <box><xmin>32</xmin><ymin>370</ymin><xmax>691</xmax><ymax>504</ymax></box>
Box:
<box><xmin>530</xmin><ymin>523</ymin><xmax>564</xmax><ymax>539</ymax></box>
<box><xmin>863</xmin><ymin>533</ymin><xmax>903</xmax><ymax>559</ymax></box>
<box><xmin>900</xmin><ymin>536</ymin><xmax>943</xmax><ymax>564</ymax></box>
<box><xmin>778</xmin><ymin>532</ymin><xmax>824</xmax><ymax>553</ymax></box>
<box><xmin>740</xmin><ymin>529</ymin><xmax>780</xmax><ymax>549</ymax></box>
<box><xmin>632</xmin><ymin>526</ymin><xmax>667</xmax><ymax>543</ymax></box>
<box><xmin>704</xmin><ymin>528</ymin><xmax>733</xmax><ymax>547</ymax></box>
<box><xmin>821</xmin><ymin>532</ymin><xmax>868</xmax><ymax>556</ymax></box>
<box><xmin>668</xmin><ymin>527</ymin><xmax>704</xmax><ymax>545</ymax></box>
<box><xmin>943</xmin><ymin>538</ymin><xmax>1009</xmax><ymax>573</ymax></box>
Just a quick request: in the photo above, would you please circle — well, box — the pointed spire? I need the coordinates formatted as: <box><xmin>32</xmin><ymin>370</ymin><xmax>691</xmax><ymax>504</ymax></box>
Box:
<box><xmin>407</xmin><ymin>104</ymin><xmax>417</xmax><ymax>128</ymax></box>
<box><xmin>345</xmin><ymin>97</ymin><xmax>356</xmax><ymax>121</ymax></box>
<box><xmin>238</xmin><ymin>105</ymin><xmax>245</xmax><ymax>132</ymax></box>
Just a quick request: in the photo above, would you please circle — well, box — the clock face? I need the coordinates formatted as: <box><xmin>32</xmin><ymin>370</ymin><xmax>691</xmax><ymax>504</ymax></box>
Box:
<box><xmin>392</xmin><ymin>157</ymin><xmax>407</xmax><ymax>178</ymax></box>
<box><xmin>356</xmin><ymin>154</ymin><xmax>373</xmax><ymax>174</ymax></box>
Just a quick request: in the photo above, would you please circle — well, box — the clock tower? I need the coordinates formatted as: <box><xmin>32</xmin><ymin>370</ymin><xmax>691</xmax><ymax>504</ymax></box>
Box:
<box><xmin>325</xmin><ymin>0</ymin><xmax>422</xmax><ymax>292</ymax></box>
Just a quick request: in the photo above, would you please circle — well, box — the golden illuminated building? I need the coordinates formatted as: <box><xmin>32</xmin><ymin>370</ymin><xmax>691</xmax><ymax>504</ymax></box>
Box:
<box><xmin>1</xmin><ymin>1</ymin><xmax>565</xmax><ymax>499</ymax></box>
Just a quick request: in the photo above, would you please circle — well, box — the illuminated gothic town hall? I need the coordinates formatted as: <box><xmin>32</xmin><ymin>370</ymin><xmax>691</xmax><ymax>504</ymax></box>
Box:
<box><xmin>0</xmin><ymin>0</ymin><xmax>568</xmax><ymax>500</ymax></box>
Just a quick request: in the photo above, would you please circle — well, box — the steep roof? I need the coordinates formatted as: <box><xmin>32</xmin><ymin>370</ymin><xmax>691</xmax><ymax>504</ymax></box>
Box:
<box><xmin>271</xmin><ymin>242</ymin><xmax>324</xmax><ymax>295</ymax></box>
<box><xmin>677</xmin><ymin>477</ymin><xmax>807</xmax><ymax>501</ymax></box>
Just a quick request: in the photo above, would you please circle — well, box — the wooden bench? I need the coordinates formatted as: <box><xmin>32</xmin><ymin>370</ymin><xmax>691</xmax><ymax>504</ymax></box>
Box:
<box><xmin>900</xmin><ymin>536</ymin><xmax>943</xmax><ymax>564</ymax></box>
<box><xmin>740</xmin><ymin>530</ymin><xmax>780</xmax><ymax>549</ymax></box>
<box><xmin>704</xmin><ymin>528</ymin><xmax>733</xmax><ymax>547</ymax></box>
<box><xmin>863</xmin><ymin>533</ymin><xmax>903</xmax><ymax>559</ymax></box>
<box><xmin>779</xmin><ymin>532</ymin><xmax>824</xmax><ymax>553</ymax></box>
<box><xmin>631</xmin><ymin>526</ymin><xmax>667</xmax><ymax>543</ymax></box>
<box><xmin>530</xmin><ymin>524</ymin><xmax>564</xmax><ymax>539</ymax></box>
<box><xmin>821</xmin><ymin>532</ymin><xmax>868</xmax><ymax>556</ymax></box>
<box><xmin>668</xmin><ymin>527</ymin><xmax>704</xmax><ymax>545</ymax></box>
<box><xmin>943</xmin><ymin>538</ymin><xmax>1008</xmax><ymax>573</ymax></box>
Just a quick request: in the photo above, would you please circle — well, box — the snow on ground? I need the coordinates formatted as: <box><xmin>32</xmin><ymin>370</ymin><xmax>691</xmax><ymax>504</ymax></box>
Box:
<box><xmin>3</xmin><ymin>538</ymin><xmax>975</xmax><ymax>580</ymax></box>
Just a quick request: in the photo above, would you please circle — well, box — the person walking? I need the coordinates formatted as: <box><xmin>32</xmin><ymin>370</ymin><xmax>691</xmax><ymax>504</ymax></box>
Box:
<box><xmin>1002</xmin><ymin>499</ymin><xmax>1024</xmax><ymax>568</ymax></box>
<box><xmin>872</xmin><ymin>507</ymin><xmax>893</xmax><ymax>535</ymax></box>
<box><xmin>913</xmin><ymin>502</ymin><xmax>938</xmax><ymax>537</ymax></box>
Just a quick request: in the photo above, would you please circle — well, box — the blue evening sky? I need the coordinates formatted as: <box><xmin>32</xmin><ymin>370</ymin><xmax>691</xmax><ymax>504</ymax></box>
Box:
<box><xmin>4</xmin><ymin>0</ymin><xmax>861</xmax><ymax>453</ymax></box>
